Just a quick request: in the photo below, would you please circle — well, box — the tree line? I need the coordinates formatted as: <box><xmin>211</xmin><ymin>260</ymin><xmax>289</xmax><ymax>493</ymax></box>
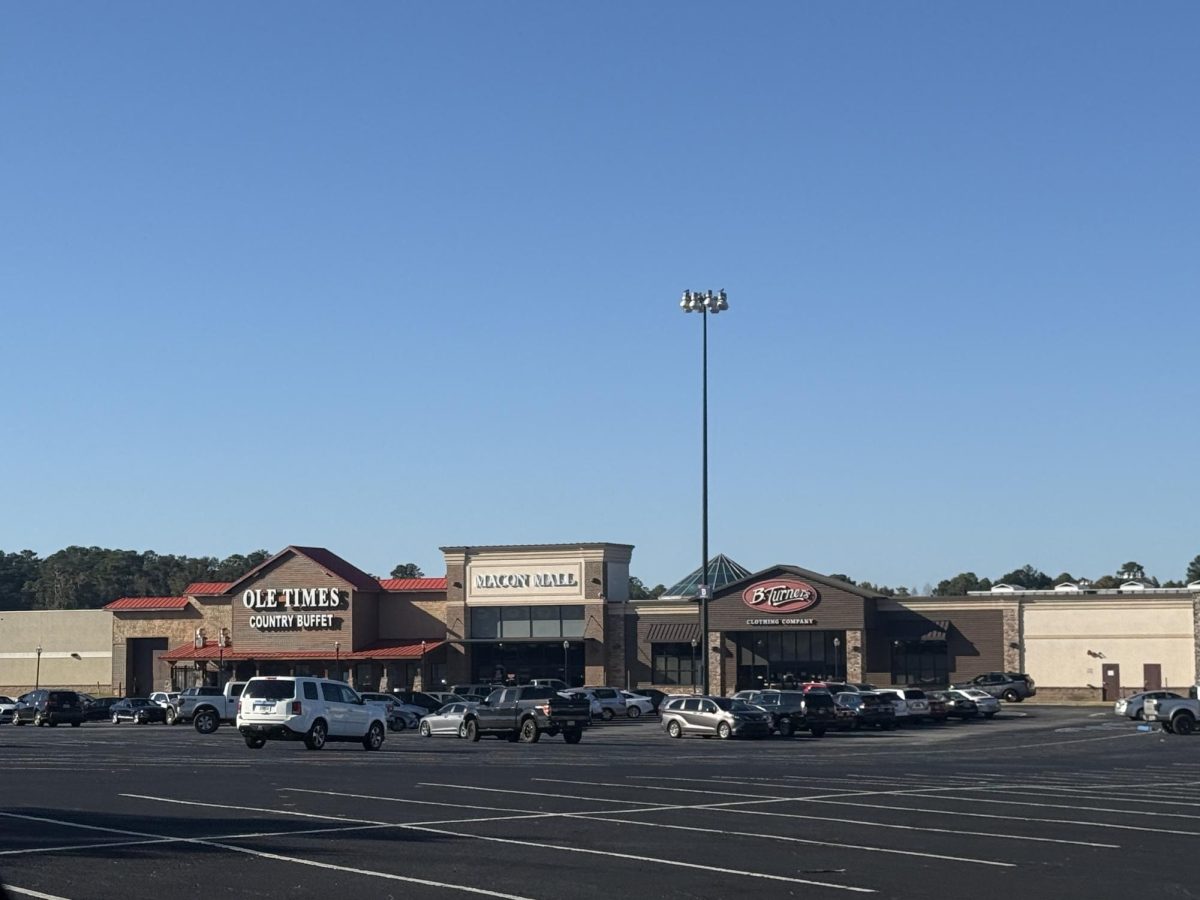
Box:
<box><xmin>2</xmin><ymin>548</ymin><xmax>1198</xmax><ymax>611</ymax></box>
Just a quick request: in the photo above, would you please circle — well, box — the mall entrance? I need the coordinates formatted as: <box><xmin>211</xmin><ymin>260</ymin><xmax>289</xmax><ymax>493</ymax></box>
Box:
<box><xmin>730</xmin><ymin>630</ymin><xmax>847</xmax><ymax>692</ymax></box>
<box><xmin>469</xmin><ymin>640</ymin><xmax>585</xmax><ymax>687</ymax></box>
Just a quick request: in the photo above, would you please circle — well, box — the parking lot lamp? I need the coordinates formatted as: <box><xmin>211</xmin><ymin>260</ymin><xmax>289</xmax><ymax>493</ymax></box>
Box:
<box><xmin>563</xmin><ymin>640</ymin><xmax>570</xmax><ymax>686</ymax></box>
<box><xmin>335</xmin><ymin>641</ymin><xmax>341</xmax><ymax>681</ymax></box>
<box><xmin>833</xmin><ymin>636</ymin><xmax>842</xmax><ymax>681</ymax></box>
<box><xmin>35</xmin><ymin>645</ymin><xmax>42</xmax><ymax>690</ymax></box>
<box><xmin>690</xmin><ymin>638</ymin><xmax>699</xmax><ymax>694</ymax></box>
<box><xmin>679</xmin><ymin>288</ymin><xmax>729</xmax><ymax>695</ymax></box>
<box><xmin>420</xmin><ymin>639</ymin><xmax>427</xmax><ymax>690</ymax></box>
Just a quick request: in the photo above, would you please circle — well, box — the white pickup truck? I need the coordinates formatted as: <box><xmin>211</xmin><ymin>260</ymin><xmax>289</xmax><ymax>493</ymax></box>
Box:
<box><xmin>1143</xmin><ymin>695</ymin><xmax>1199</xmax><ymax>735</ymax></box>
<box><xmin>173</xmin><ymin>682</ymin><xmax>247</xmax><ymax>734</ymax></box>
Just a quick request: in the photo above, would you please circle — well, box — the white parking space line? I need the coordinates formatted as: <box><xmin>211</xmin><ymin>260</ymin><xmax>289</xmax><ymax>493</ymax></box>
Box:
<box><xmin>966</xmin><ymin>785</ymin><xmax>1200</xmax><ymax>808</ymax></box>
<box><xmin>0</xmin><ymin>806</ymin><xmax>536</xmax><ymax>900</ymax></box>
<box><xmin>281</xmin><ymin>787</ymin><xmax>536</xmax><ymax>815</ymax></box>
<box><xmin>879</xmin><ymin>790</ymin><xmax>1200</xmax><ymax>821</ymax></box>
<box><xmin>416</xmin><ymin>782</ymin><xmax>655</xmax><ymax>805</ymax></box>
<box><xmin>533</xmin><ymin>777</ymin><xmax>774</xmax><ymax>797</ymax></box>
<box><xmin>119</xmin><ymin>793</ymin><xmax>875</xmax><ymax>893</ymax></box>
<box><xmin>7</xmin><ymin>887</ymin><xmax>73</xmax><ymax>900</ymax></box>
<box><xmin>571</xmin><ymin>814</ymin><xmax>1015</xmax><ymax>867</ymax></box>
<box><xmin>405</xmin><ymin>824</ymin><xmax>877</xmax><ymax>892</ymax></box>
<box><xmin>798</xmin><ymin>798</ymin><xmax>1200</xmax><ymax>837</ymax></box>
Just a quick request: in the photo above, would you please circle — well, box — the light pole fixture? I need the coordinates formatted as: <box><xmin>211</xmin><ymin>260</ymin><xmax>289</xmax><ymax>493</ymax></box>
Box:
<box><xmin>334</xmin><ymin>641</ymin><xmax>341</xmax><ymax>681</ymax></box>
<box><xmin>833</xmin><ymin>636</ymin><xmax>842</xmax><ymax>681</ymax></box>
<box><xmin>690</xmin><ymin>637</ymin><xmax>699</xmax><ymax>694</ymax></box>
<box><xmin>679</xmin><ymin>287</ymin><xmax>729</xmax><ymax>696</ymax></box>
<box><xmin>35</xmin><ymin>645</ymin><xmax>43</xmax><ymax>690</ymax></box>
<box><xmin>420</xmin><ymin>639</ymin><xmax>427</xmax><ymax>690</ymax></box>
<box><xmin>562</xmin><ymin>640</ymin><xmax>570</xmax><ymax>686</ymax></box>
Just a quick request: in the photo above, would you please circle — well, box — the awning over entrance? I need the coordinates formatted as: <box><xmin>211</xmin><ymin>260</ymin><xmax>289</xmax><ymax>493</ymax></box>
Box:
<box><xmin>160</xmin><ymin>638</ymin><xmax>443</xmax><ymax>663</ymax></box>
<box><xmin>644</xmin><ymin>622</ymin><xmax>701</xmax><ymax>643</ymax></box>
<box><xmin>889</xmin><ymin>620</ymin><xmax>950</xmax><ymax>642</ymax></box>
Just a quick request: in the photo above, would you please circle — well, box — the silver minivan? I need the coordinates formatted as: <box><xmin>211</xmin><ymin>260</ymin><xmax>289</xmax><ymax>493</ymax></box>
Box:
<box><xmin>660</xmin><ymin>695</ymin><xmax>771</xmax><ymax>739</ymax></box>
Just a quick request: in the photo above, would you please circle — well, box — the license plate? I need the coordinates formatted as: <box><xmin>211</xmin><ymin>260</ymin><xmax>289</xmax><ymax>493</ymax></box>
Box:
<box><xmin>254</xmin><ymin>702</ymin><xmax>272</xmax><ymax>711</ymax></box>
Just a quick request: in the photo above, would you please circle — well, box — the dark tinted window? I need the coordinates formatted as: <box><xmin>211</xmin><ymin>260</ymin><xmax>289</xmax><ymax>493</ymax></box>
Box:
<box><xmin>303</xmin><ymin>682</ymin><xmax>319</xmax><ymax>700</ymax></box>
<box><xmin>711</xmin><ymin>697</ymin><xmax>733</xmax><ymax>710</ymax></box>
<box><xmin>805</xmin><ymin>693</ymin><xmax>834</xmax><ymax>707</ymax></box>
<box><xmin>520</xmin><ymin>687</ymin><xmax>556</xmax><ymax>700</ymax></box>
<box><xmin>903</xmin><ymin>690</ymin><xmax>927</xmax><ymax>699</ymax></box>
<box><xmin>49</xmin><ymin>691</ymin><xmax>79</xmax><ymax>703</ymax></box>
<box><xmin>321</xmin><ymin>683</ymin><xmax>343</xmax><ymax>702</ymax></box>
<box><xmin>244</xmin><ymin>680</ymin><xmax>297</xmax><ymax>701</ymax></box>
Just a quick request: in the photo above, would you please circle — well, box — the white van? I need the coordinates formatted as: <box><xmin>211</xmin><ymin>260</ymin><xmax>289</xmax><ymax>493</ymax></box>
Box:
<box><xmin>236</xmin><ymin>676</ymin><xmax>387</xmax><ymax>751</ymax></box>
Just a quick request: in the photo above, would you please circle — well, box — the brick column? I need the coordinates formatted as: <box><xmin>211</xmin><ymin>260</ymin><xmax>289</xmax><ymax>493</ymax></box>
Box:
<box><xmin>844</xmin><ymin>630</ymin><xmax>863</xmax><ymax>682</ymax></box>
<box><xmin>707</xmin><ymin>631</ymin><xmax>723</xmax><ymax>695</ymax></box>
<box><xmin>604</xmin><ymin>606</ymin><xmax>627</xmax><ymax>688</ymax></box>
<box><xmin>1002</xmin><ymin>607</ymin><xmax>1021</xmax><ymax>673</ymax></box>
<box><xmin>1192</xmin><ymin>595</ymin><xmax>1200</xmax><ymax>687</ymax></box>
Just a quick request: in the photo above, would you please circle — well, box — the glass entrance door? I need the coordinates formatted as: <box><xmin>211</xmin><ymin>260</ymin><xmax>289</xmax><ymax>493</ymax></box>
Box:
<box><xmin>731</xmin><ymin>631</ymin><xmax>844</xmax><ymax>691</ymax></box>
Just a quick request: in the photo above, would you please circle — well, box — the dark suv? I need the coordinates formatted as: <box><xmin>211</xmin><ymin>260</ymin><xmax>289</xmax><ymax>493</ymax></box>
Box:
<box><xmin>13</xmin><ymin>690</ymin><xmax>85</xmax><ymax>727</ymax></box>
<box><xmin>953</xmin><ymin>672</ymin><xmax>1036</xmax><ymax>702</ymax></box>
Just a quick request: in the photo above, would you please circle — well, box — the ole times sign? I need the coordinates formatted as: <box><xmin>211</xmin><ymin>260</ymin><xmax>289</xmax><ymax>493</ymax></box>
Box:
<box><xmin>742</xmin><ymin>578</ymin><xmax>821</xmax><ymax>614</ymax></box>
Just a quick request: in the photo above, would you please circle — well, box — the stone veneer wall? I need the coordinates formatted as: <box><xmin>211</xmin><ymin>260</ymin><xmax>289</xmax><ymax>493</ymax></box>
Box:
<box><xmin>845</xmin><ymin>629</ymin><xmax>863</xmax><ymax>682</ymax></box>
<box><xmin>1003</xmin><ymin>607</ymin><xmax>1021</xmax><ymax>673</ymax></box>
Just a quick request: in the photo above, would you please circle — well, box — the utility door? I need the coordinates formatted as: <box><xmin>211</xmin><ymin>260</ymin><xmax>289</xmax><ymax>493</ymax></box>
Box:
<box><xmin>1143</xmin><ymin>663</ymin><xmax>1162</xmax><ymax>691</ymax></box>
<box><xmin>1102</xmin><ymin>664</ymin><xmax>1121</xmax><ymax>702</ymax></box>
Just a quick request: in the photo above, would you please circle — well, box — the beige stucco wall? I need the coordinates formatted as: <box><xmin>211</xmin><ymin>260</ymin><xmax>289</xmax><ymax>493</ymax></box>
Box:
<box><xmin>0</xmin><ymin>609</ymin><xmax>113</xmax><ymax>694</ymax></box>
<box><xmin>1023</xmin><ymin>599</ymin><xmax>1195</xmax><ymax>689</ymax></box>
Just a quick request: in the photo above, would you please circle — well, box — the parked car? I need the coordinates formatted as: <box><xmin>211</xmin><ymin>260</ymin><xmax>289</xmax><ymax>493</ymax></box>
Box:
<box><xmin>390</xmin><ymin>690</ymin><xmax>447</xmax><ymax>714</ymax></box>
<box><xmin>359</xmin><ymin>692</ymin><xmax>423</xmax><ymax>731</ymax></box>
<box><xmin>660</xmin><ymin>695</ymin><xmax>771</xmax><ymax>739</ymax></box>
<box><xmin>580</xmin><ymin>686</ymin><xmax>629</xmax><ymax>720</ymax></box>
<box><xmin>1143</xmin><ymin>695</ymin><xmax>1200</xmax><ymax>735</ymax></box>
<box><xmin>111</xmin><ymin>698</ymin><xmax>168</xmax><ymax>724</ymax></box>
<box><xmin>872</xmin><ymin>689</ymin><xmax>913</xmax><ymax>725</ymax></box>
<box><xmin>835</xmin><ymin>692</ymin><xmax>896</xmax><ymax>730</ymax></box>
<box><xmin>0</xmin><ymin>695</ymin><xmax>15</xmax><ymax>723</ymax></box>
<box><xmin>927</xmin><ymin>690</ymin><xmax>970</xmax><ymax>720</ymax></box>
<box><xmin>461</xmin><ymin>686</ymin><xmax>591</xmax><ymax>743</ymax></box>
<box><xmin>419</xmin><ymin>702</ymin><xmax>474</xmax><ymax>737</ymax></box>
<box><xmin>1114</xmin><ymin>690</ymin><xmax>1183</xmax><ymax>721</ymax></box>
<box><xmin>735</xmin><ymin>689</ymin><xmax>836</xmax><ymax>737</ymax></box>
<box><xmin>953</xmin><ymin>672</ymin><xmax>1036</xmax><ymax>702</ymax></box>
<box><xmin>530</xmin><ymin>678</ymin><xmax>568</xmax><ymax>690</ymax></box>
<box><xmin>627</xmin><ymin>688</ymin><xmax>668</xmax><ymax>712</ymax></box>
<box><xmin>83</xmin><ymin>697</ymin><xmax>121</xmax><ymax>721</ymax></box>
<box><xmin>12</xmin><ymin>690</ymin><xmax>84</xmax><ymax>727</ymax></box>
<box><xmin>898</xmin><ymin>689</ymin><xmax>933</xmax><ymax>722</ymax></box>
<box><xmin>620</xmin><ymin>691</ymin><xmax>655</xmax><ymax>718</ymax></box>
<box><xmin>236</xmin><ymin>676</ymin><xmax>388</xmax><ymax>751</ymax></box>
<box><xmin>951</xmin><ymin>688</ymin><xmax>1000</xmax><ymax>718</ymax></box>
<box><xmin>149</xmin><ymin>691</ymin><xmax>180</xmax><ymax>710</ymax></box>
<box><xmin>925</xmin><ymin>692</ymin><xmax>950</xmax><ymax>723</ymax></box>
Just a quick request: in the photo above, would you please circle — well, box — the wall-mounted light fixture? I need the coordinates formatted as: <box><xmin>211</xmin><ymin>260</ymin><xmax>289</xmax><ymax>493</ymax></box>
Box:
<box><xmin>452</xmin><ymin>581</ymin><xmax>463</xmax><ymax>588</ymax></box>
<box><xmin>70</xmin><ymin>652</ymin><xmax>82</xmax><ymax>660</ymax></box>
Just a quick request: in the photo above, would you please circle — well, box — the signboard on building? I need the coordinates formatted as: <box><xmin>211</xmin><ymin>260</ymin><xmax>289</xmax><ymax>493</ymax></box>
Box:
<box><xmin>741</xmin><ymin>579</ymin><xmax>821</xmax><ymax>614</ymax></box>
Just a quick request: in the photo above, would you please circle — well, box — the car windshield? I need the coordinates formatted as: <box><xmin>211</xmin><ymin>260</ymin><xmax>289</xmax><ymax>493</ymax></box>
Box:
<box><xmin>730</xmin><ymin>700</ymin><xmax>758</xmax><ymax>712</ymax></box>
<box><xmin>243</xmin><ymin>680</ymin><xmax>296</xmax><ymax>700</ymax></box>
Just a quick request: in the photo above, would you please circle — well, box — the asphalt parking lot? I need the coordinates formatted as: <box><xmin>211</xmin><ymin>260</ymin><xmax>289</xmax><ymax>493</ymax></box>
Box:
<box><xmin>1</xmin><ymin>707</ymin><xmax>1195</xmax><ymax>899</ymax></box>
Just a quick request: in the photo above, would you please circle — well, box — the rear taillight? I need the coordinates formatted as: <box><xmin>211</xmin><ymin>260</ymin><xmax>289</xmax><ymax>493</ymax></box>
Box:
<box><xmin>291</xmin><ymin>701</ymin><xmax>302</xmax><ymax>715</ymax></box>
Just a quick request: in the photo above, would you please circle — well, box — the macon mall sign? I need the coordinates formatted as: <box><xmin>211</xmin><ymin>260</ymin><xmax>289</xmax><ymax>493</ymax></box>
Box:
<box><xmin>242</xmin><ymin>588</ymin><xmax>343</xmax><ymax>631</ymax></box>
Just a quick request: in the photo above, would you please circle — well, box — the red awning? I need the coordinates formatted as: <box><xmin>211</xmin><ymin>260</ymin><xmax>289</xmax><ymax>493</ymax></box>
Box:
<box><xmin>160</xmin><ymin>639</ymin><xmax>443</xmax><ymax>663</ymax></box>
<box><xmin>105</xmin><ymin>597</ymin><xmax>190</xmax><ymax>611</ymax></box>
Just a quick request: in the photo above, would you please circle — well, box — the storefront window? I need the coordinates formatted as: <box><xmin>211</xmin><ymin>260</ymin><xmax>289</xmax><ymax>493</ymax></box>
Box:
<box><xmin>652</xmin><ymin>642</ymin><xmax>697</xmax><ymax>686</ymax></box>
<box><xmin>470</xmin><ymin>608</ymin><xmax>501</xmax><ymax>639</ymax></box>
<box><xmin>531</xmin><ymin>606</ymin><xmax>560</xmax><ymax>637</ymax></box>
<box><xmin>890</xmin><ymin>640</ymin><xmax>948</xmax><ymax>686</ymax></box>
<box><xmin>731</xmin><ymin>630</ymin><xmax>844</xmax><ymax>691</ymax></box>
<box><xmin>501</xmin><ymin>606</ymin><xmax>531</xmax><ymax>638</ymax></box>
<box><xmin>561</xmin><ymin>605</ymin><xmax>585</xmax><ymax>637</ymax></box>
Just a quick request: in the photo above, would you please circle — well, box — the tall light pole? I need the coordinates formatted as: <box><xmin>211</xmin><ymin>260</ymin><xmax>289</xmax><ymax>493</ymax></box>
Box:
<box><xmin>833</xmin><ymin>636</ymin><xmax>842</xmax><ymax>681</ymax></box>
<box><xmin>334</xmin><ymin>641</ymin><xmax>341</xmax><ymax>681</ymax></box>
<box><xmin>562</xmin><ymin>640</ymin><xmax>570</xmax><ymax>687</ymax></box>
<box><xmin>680</xmin><ymin>288</ymin><xmax>729</xmax><ymax>695</ymax></box>
<box><xmin>35</xmin><ymin>645</ymin><xmax>42</xmax><ymax>690</ymax></box>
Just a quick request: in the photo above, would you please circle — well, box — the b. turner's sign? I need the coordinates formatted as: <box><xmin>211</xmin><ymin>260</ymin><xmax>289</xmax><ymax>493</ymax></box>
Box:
<box><xmin>742</xmin><ymin>579</ymin><xmax>821</xmax><ymax>614</ymax></box>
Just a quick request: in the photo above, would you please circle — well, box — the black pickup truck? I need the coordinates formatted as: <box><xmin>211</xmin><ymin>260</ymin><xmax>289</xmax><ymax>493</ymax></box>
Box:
<box><xmin>461</xmin><ymin>686</ymin><xmax>591</xmax><ymax>744</ymax></box>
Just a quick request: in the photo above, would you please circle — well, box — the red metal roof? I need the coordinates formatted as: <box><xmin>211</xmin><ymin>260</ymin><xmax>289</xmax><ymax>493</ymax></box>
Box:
<box><xmin>161</xmin><ymin>639</ymin><xmax>443</xmax><ymax>663</ymax></box>
<box><xmin>184</xmin><ymin>582</ymin><xmax>233</xmax><ymax>595</ymax></box>
<box><xmin>105</xmin><ymin>597</ymin><xmax>191</xmax><ymax>611</ymax></box>
<box><xmin>377</xmin><ymin>577</ymin><xmax>447</xmax><ymax>592</ymax></box>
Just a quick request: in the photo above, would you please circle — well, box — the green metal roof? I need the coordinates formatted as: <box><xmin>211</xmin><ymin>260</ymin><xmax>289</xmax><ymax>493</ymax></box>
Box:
<box><xmin>661</xmin><ymin>554</ymin><xmax>752</xmax><ymax>599</ymax></box>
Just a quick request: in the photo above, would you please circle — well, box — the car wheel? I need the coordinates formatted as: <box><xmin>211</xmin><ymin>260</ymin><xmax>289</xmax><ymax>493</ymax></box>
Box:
<box><xmin>1002</xmin><ymin>689</ymin><xmax>1020</xmax><ymax>702</ymax></box>
<box><xmin>667</xmin><ymin>720</ymin><xmax>682</xmax><ymax>739</ymax></box>
<box><xmin>519</xmin><ymin>718</ymin><xmax>541</xmax><ymax>744</ymax></box>
<box><xmin>244</xmin><ymin>735</ymin><xmax>266</xmax><ymax>749</ymax></box>
<box><xmin>810</xmin><ymin>726</ymin><xmax>826</xmax><ymax>738</ymax></box>
<box><xmin>112</xmin><ymin>713</ymin><xmax>120</xmax><ymax>725</ymax></box>
<box><xmin>34</xmin><ymin>713</ymin><xmax>44</xmax><ymax>727</ymax></box>
<box><xmin>193</xmin><ymin>710</ymin><xmax>219</xmax><ymax>735</ymax></box>
<box><xmin>627</xmin><ymin>705</ymin><xmax>642</xmax><ymax>720</ymax></box>
<box><xmin>563</xmin><ymin>728</ymin><xmax>583</xmax><ymax>744</ymax></box>
<box><xmin>1133</xmin><ymin>708</ymin><xmax>1145</xmax><ymax>721</ymax></box>
<box><xmin>777</xmin><ymin>717</ymin><xmax>795</xmax><ymax>738</ymax></box>
<box><xmin>601</xmin><ymin>708</ymin><xmax>614</xmax><ymax>721</ymax></box>
<box><xmin>1163</xmin><ymin>721</ymin><xmax>1175</xmax><ymax>734</ymax></box>
<box><xmin>717</xmin><ymin>722</ymin><xmax>733</xmax><ymax>740</ymax></box>
<box><xmin>362</xmin><ymin>721</ymin><xmax>385</xmax><ymax>751</ymax></box>
<box><xmin>1172</xmin><ymin>713</ymin><xmax>1195</xmax><ymax>736</ymax></box>
<box><xmin>464</xmin><ymin>719</ymin><xmax>480</xmax><ymax>742</ymax></box>
<box><xmin>304</xmin><ymin>719</ymin><xmax>328</xmax><ymax>750</ymax></box>
<box><xmin>393</xmin><ymin>718</ymin><xmax>407</xmax><ymax>732</ymax></box>
<box><xmin>419</xmin><ymin>721</ymin><xmax>432</xmax><ymax>737</ymax></box>
<box><xmin>165</xmin><ymin>708</ymin><xmax>177</xmax><ymax>725</ymax></box>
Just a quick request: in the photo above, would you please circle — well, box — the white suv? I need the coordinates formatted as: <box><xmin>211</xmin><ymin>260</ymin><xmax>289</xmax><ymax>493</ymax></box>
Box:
<box><xmin>236</xmin><ymin>677</ymin><xmax>387</xmax><ymax>751</ymax></box>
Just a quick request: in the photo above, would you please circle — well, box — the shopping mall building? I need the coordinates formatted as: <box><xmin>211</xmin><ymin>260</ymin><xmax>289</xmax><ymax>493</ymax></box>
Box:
<box><xmin>2</xmin><ymin>541</ymin><xmax>1198</xmax><ymax>702</ymax></box>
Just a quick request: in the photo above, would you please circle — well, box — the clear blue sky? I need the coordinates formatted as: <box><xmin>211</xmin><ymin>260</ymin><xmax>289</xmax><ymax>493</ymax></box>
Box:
<box><xmin>3</xmin><ymin>4</ymin><xmax>1198</xmax><ymax>590</ymax></box>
